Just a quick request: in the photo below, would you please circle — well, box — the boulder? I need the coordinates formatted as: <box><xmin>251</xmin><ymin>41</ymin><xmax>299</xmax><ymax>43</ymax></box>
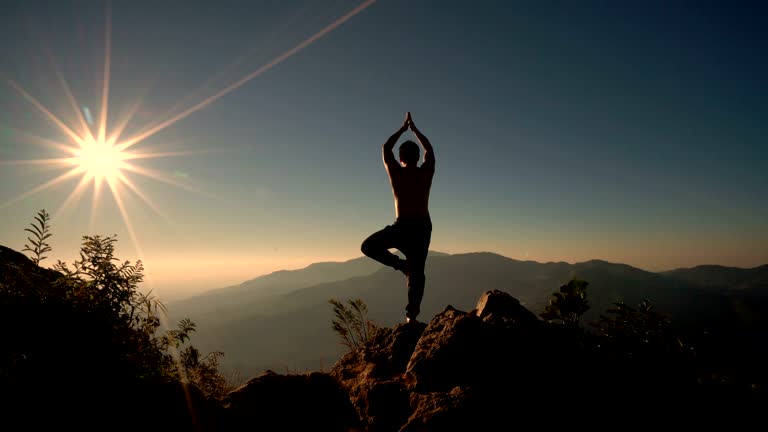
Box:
<box><xmin>473</xmin><ymin>289</ymin><xmax>538</xmax><ymax>326</ymax></box>
<box><xmin>400</xmin><ymin>387</ymin><xmax>477</xmax><ymax>432</ymax></box>
<box><xmin>222</xmin><ymin>370</ymin><xmax>359</xmax><ymax>431</ymax></box>
<box><xmin>405</xmin><ymin>306</ymin><xmax>493</xmax><ymax>392</ymax></box>
<box><xmin>332</xmin><ymin>322</ymin><xmax>427</xmax><ymax>382</ymax></box>
<box><xmin>331</xmin><ymin>323</ymin><xmax>427</xmax><ymax>431</ymax></box>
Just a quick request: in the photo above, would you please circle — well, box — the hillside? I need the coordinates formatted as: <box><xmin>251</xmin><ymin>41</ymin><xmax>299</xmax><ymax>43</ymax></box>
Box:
<box><xmin>663</xmin><ymin>264</ymin><xmax>768</xmax><ymax>291</ymax></box>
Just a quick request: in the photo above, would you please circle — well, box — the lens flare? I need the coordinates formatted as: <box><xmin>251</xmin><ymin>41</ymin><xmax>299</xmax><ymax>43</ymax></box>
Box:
<box><xmin>2</xmin><ymin>0</ymin><xmax>377</xmax><ymax>245</ymax></box>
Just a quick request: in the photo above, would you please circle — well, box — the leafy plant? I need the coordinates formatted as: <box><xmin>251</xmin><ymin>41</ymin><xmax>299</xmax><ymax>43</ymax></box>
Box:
<box><xmin>3</xmin><ymin>210</ymin><xmax>228</xmax><ymax>402</ymax></box>
<box><xmin>22</xmin><ymin>209</ymin><xmax>52</xmax><ymax>265</ymax></box>
<box><xmin>180</xmin><ymin>345</ymin><xmax>228</xmax><ymax>399</ymax></box>
<box><xmin>540</xmin><ymin>279</ymin><xmax>591</xmax><ymax>326</ymax></box>
<box><xmin>329</xmin><ymin>298</ymin><xmax>378</xmax><ymax>350</ymax></box>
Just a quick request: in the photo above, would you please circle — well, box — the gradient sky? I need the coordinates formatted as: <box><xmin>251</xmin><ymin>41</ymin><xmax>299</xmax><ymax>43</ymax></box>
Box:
<box><xmin>1</xmin><ymin>0</ymin><xmax>766</xmax><ymax>300</ymax></box>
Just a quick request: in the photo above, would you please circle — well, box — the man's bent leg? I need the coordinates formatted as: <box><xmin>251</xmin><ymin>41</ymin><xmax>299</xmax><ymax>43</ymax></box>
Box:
<box><xmin>361</xmin><ymin>225</ymin><xmax>405</xmax><ymax>271</ymax></box>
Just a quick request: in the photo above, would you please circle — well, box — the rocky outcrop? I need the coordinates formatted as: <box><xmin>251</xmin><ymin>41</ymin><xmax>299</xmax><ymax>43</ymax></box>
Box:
<box><xmin>331</xmin><ymin>322</ymin><xmax>426</xmax><ymax>431</ymax></box>
<box><xmin>215</xmin><ymin>291</ymin><xmax>543</xmax><ymax>431</ymax></box>
<box><xmin>329</xmin><ymin>289</ymin><xmax>559</xmax><ymax>431</ymax></box>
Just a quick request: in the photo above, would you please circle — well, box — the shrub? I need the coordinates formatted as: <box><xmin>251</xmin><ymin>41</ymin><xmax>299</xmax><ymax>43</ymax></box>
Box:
<box><xmin>540</xmin><ymin>279</ymin><xmax>590</xmax><ymax>326</ymax></box>
<box><xmin>329</xmin><ymin>298</ymin><xmax>378</xmax><ymax>350</ymax></box>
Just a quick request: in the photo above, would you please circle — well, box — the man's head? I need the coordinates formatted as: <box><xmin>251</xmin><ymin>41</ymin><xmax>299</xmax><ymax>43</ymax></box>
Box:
<box><xmin>399</xmin><ymin>141</ymin><xmax>420</xmax><ymax>166</ymax></box>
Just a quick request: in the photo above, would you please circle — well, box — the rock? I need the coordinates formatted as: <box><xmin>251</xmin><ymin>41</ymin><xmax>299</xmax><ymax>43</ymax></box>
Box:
<box><xmin>474</xmin><ymin>289</ymin><xmax>538</xmax><ymax>326</ymax></box>
<box><xmin>400</xmin><ymin>387</ymin><xmax>477</xmax><ymax>432</ymax></box>
<box><xmin>222</xmin><ymin>370</ymin><xmax>359</xmax><ymax>431</ymax></box>
<box><xmin>333</xmin><ymin>322</ymin><xmax>427</xmax><ymax>382</ymax></box>
<box><xmin>362</xmin><ymin>379</ymin><xmax>411</xmax><ymax>432</ymax></box>
<box><xmin>405</xmin><ymin>306</ymin><xmax>493</xmax><ymax>392</ymax></box>
<box><xmin>331</xmin><ymin>323</ymin><xmax>427</xmax><ymax>431</ymax></box>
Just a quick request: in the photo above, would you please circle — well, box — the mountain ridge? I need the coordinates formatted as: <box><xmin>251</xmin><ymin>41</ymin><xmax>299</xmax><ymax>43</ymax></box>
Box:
<box><xmin>188</xmin><ymin>250</ymin><xmax>768</xmax><ymax>302</ymax></box>
<box><xmin>167</xmin><ymin>251</ymin><xmax>767</xmax><ymax>376</ymax></box>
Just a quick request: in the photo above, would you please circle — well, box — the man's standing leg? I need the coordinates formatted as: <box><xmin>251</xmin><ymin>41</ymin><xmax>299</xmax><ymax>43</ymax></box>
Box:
<box><xmin>403</xmin><ymin>220</ymin><xmax>432</xmax><ymax>321</ymax></box>
<box><xmin>405</xmin><ymin>251</ymin><xmax>427</xmax><ymax>321</ymax></box>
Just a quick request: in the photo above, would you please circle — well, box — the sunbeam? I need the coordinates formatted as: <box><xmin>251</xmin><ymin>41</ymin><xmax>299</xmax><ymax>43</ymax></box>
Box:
<box><xmin>45</xmin><ymin>47</ymin><xmax>94</xmax><ymax>141</ymax></box>
<box><xmin>116</xmin><ymin>171</ymin><xmax>170</xmax><ymax>224</ymax></box>
<box><xmin>137</xmin><ymin>0</ymin><xmax>315</xmax><ymax>134</ymax></box>
<box><xmin>0</xmin><ymin>127</ymin><xmax>80</xmax><ymax>154</ymax></box>
<box><xmin>89</xmin><ymin>176</ymin><xmax>103</xmax><ymax>233</ymax></box>
<box><xmin>106</xmin><ymin>177</ymin><xmax>143</xmax><ymax>257</ymax></box>
<box><xmin>98</xmin><ymin>0</ymin><xmax>112</xmax><ymax>144</ymax></box>
<box><xmin>0</xmin><ymin>166</ymin><xmax>84</xmax><ymax>209</ymax></box>
<box><xmin>0</xmin><ymin>157</ymin><xmax>78</xmax><ymax>166</ymax></box>
<box><xmin>116</xmin><ymin>0</ymin><xmax>377</xmax><ymax>152</ymax></box>
<box><xmin>106</xmin><ymin>92</ymin><xmax>150</xmax><ymax>146</ymax></box>
<box><xmin>120</xmin><ymin>163</ymin><xmax>201</xmax><ymax>194</ymax></box>
<box><xmin>121</xmin><ymin>149</ymin><xmax>213</xmax><ymax>161</ymax></box>
<box><xmin>54</xmin><ymin>174</ymin><xmax>92</xmax><ymax>220</ymax></box>
<box><xmin>7</xmin><ymin>80</ymin><xmax>85</xmax><ymax>146</ymax></box>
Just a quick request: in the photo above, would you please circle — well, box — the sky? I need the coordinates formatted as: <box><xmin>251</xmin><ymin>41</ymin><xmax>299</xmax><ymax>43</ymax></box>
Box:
<box><xmin>1</xmin><ymin>0</ymin><xmax>766</xmax><ymax>301</ymax></box>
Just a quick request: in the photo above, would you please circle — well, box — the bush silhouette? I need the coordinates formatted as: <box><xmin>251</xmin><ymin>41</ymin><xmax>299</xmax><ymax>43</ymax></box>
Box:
<box><xmin>540</xmin><ymin>279</ymin><xmax>590</xmax><ymax>326</ymax></box>
<box><xmin>1</xmin><ymin>210</ymin><xmax>228</xmax><ymax>423</ymax></box>
<box><xmin>329</xmin><ymin>298</ymin><xmax>378</xmax><ymax>350</ymax></box>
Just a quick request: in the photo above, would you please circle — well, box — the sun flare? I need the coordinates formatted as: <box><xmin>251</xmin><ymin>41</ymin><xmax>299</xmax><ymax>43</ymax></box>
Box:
<box><xmin>1</xmin><ymin>0</ymin><xmax>377</xmax><ymax>254</ymax></box>
<box><xmin>77</xmin><ymin>138</ymin><xmax>126</xmax><ymax>183</ymax></box>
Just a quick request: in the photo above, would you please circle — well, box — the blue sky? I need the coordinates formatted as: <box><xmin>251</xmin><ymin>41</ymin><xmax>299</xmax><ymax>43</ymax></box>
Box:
<box><xmin>1</xmin><ymin>0</ymin><xmax>766</xmax><ymax>299</ymax></box>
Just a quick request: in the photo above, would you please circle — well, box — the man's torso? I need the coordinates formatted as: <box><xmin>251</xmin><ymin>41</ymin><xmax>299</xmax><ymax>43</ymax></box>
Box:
<box><xmin>387</xmin><ymin>165</ymin><xmax>434</xmax><ymax>219</ymax></box>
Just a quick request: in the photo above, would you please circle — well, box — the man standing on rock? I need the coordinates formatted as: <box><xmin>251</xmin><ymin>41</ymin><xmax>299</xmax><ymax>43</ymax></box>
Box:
<box><xmin>361</xmin><ymin>112</ymin><xmax>435</xmax><ymax>323</ymax></box>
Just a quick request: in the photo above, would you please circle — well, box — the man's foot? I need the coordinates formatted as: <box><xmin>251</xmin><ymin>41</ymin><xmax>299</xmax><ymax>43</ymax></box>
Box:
<box><xmin>397</xmin><ymin>259</ymin><xmax>412</xmax><ymax>277</ymax></box>
<box><xmin>405</xmin><ymin>310</ymin><xmax>419</xmax><ymax>324</ymax></box>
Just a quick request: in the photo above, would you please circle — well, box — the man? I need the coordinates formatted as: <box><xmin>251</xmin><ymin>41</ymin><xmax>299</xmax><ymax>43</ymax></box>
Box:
<box><xmin>361</xmin><ymin>112</ymin><xmax>435</xmax><ymax>323</ymax></box>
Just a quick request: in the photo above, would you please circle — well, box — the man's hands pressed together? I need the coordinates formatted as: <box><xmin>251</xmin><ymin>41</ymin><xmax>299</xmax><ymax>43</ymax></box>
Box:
<box><xmin>400</xmin><ymin>111</ymin><xmax>412</xmax><ymax>132</ymax></box>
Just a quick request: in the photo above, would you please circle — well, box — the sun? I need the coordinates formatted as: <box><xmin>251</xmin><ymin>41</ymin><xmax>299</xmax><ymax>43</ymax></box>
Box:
<box><xmin>76</xmin><ymin>137</ymin><xmax>126</xmax><ymax>183</ymax></box>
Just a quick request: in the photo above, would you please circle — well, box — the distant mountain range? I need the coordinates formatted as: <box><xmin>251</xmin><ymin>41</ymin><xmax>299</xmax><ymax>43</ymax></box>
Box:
<box><xmin>166</xmin><ymin>252</ymin><xmax>768</xmax><ymax>377</ymax></box>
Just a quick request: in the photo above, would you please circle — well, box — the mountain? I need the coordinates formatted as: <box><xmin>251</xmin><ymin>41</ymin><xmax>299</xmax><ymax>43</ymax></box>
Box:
<box><xmin>663</xmin><ymin>264</ymin><xmax>768</xmax><ymax>291</ymax></box>
<box><xmin>167</xmin><ymin>252</ymin><xmax>767</xmax><ymax>377</ymax></box>
<box><xmin>168</xmin><ymin>251</ymin><xmax>448</xmax><ymax>323</ymax></box>
<box><xmin>168</xmin><ymin>256</ymin><xmax>381</xmax><ymax>323</ymax></box>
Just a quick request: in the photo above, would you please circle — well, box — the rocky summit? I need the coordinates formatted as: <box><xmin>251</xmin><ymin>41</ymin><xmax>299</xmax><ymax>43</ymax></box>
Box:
<box><xmin>214</xmin><ymin>290</ymin><xmax>567</xmax><ymax>431</ymax></box>
<box><xmin>329</xmin><ymin>290</ymin><xmax>563</xmax><ymax>431</ymax></box>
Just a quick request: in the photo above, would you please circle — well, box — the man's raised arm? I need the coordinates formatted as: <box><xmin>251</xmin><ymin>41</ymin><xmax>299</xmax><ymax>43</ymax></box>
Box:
<box><xmin>409</xmin><ymin>115</ymin><xmax>435</xmax><ymax>169</ymax></box>
<box><xmin>383</xmin><ymin>113</ymin><xmax>410</xmax><ymax>169</ymax></box>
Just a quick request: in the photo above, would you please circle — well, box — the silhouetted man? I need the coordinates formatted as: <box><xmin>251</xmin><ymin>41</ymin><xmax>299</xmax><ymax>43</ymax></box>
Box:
<box><xmin>362</xmin><ymin>112</ymin><xmax>435</xmax><ymax>323</ymax></box>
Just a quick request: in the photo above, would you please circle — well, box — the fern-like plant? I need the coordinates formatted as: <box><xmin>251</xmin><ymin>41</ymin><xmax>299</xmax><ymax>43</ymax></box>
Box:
<box><xmin>22</xmin><ymin>209</ymin><xmax>52</xmax><ymax>265</ymax></box>
<box><xmin>329</xmin><ymin>298</ymin><xmax>378</xmax><ymax>350</ymax></box>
